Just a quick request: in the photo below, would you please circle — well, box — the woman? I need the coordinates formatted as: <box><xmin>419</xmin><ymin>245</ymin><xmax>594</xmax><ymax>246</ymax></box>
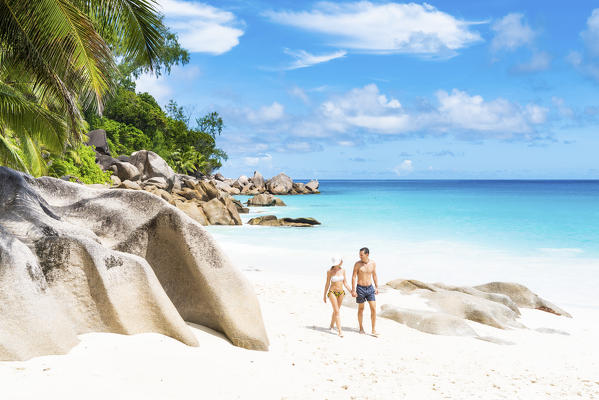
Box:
<box><xmin>323</xmin><ymin>256</ymin><xmax>352</xmax><ymax>337</ymax></box>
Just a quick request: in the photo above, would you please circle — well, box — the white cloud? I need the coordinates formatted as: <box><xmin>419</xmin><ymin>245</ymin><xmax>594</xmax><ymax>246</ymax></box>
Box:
<box><xmin>307</xmin><ymin>84</ymin><xmax>546</xmax><ymax>138</ymax></box>
<box><xmin>436</xmin><ymin>89</ymin><xmax>546</xmax><ymax>134</ymax></box>
<box><xmin>247</xmin><ymin>102</ymin><xmax>285</xmax><ymax>123</ymax></box>
<box><xmin>284</xmin><ymin>49</ymin><xmax>347</xmax><ymax>69</ymax></box>
<box><xmin>244</xmin><ymin>153</ymin><xmax>272</xmax><ymax>166</ymax></box>
<box><xmin>512</xmin><ymin>51</ymin><xmax>551</xmax><ymax>72</ymax></box>
<box><xmin>289</xmin><ymin>86</ymin><xmax>310</xmax><ymax>104</ymax></box>
<box><xmin>566</xmin><ymin>51</ymin><xmax>583</xmax><ymax>66</ymax></box>
<box><xmin>393</xmin><ymin>160</ymin><xmax>413</xmax><ymax>176</ymax></box>
<box><xmin>134</xmin><ymin>73</ymin><xmax>172</xmax><ymax>101</ymax></box>
<box><xmin>551</xmin><ymin>97</ymin><xmax>574</xmax><ymax>118</ymax></box>
<box><xmin>158</xmin><ymin>0</ymin><xmax>244</xmax><ymax>54</ymax></box>
<box><xmin>491</xmin><ymin>13</ymin><xmax>535</xmax><ymax>52</ymax></box>
<box><xmin>581</xmin><ymin>9</ymin><xmax>599</xmax><ymax>58</ymax></box>
<box><xmin>265</xmin><ymin>2</ymin><xmax>482</xmax><ymax>56</ymax></box>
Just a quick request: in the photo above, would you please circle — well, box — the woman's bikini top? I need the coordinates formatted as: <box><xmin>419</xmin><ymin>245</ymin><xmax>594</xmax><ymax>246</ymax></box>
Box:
<box><xmin>330</xmin><ymin>274</ymin><xmax>343</xmax><ymax>282</ymax></box>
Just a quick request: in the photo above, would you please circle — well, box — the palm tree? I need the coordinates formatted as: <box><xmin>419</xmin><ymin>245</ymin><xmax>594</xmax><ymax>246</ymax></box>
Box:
<box><xmin>0</xmin><ymin>0</ymin><xmax>163</xmax><ymax>174</ymax></box>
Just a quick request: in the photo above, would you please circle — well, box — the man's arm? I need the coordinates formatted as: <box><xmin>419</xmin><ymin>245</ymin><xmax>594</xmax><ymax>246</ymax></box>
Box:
<box><xmin>372</xmin><ymin>261</ymin><xmax>379</xmax><ymax>294</ymax></box>
<box><xmin>351</xmin><ymin>263</ymin><xmax>359</xmax><ymax>296</ymax></box>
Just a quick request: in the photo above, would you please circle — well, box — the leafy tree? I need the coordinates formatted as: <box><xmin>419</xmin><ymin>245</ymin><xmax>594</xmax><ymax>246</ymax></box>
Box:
<box><xmin>0</xmin><ymin>0</ymin><xmax>165</xmax><ymax>174</ymax></box>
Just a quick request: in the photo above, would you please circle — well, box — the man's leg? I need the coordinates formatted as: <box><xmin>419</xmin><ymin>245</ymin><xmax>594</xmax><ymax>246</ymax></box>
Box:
<box><xmin>368</xmin><ymin>301</ymin><xmax>377</xmax><ymax>335</ymax></box>
<box><xmin>357</xmin><ymin>303</ymin><xmax>365</xmax><ymax>333</ymax></box>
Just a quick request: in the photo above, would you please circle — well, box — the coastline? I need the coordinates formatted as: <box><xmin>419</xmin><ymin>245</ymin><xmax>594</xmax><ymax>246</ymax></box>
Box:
<box><xmin>1</xmin><ymin>258</ymin><xmax>598</xmax><ymax>399</ymax></box>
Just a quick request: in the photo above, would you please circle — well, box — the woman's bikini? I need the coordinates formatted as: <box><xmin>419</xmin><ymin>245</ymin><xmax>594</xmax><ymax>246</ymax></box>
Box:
<box><xmin>327</xmin><ymin>271</ymin><xmax>345</xmax><ymax>297</ymax></box>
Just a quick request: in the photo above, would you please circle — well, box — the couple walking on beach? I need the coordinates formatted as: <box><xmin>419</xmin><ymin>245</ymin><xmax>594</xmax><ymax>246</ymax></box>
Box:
<box><xmin>323</xmin><ymin>247</ymin><xmax>379</xmax><ymax>338</ymax></box>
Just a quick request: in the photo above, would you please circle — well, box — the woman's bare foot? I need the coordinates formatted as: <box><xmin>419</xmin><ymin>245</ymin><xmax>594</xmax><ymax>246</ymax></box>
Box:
<box><xmin>338</xmin><ymin>330</ymin><xmax>344</xmax><ymax>337</ymax></box>
<box><xmin>371</xmin><ymin>331</ymin><xmax>379</xmax><ymax>337</ymax></box>
<box><xmin>359</xmin><ymin>329</ymin><xmax>366</xmax><ymax>334</ymax></box>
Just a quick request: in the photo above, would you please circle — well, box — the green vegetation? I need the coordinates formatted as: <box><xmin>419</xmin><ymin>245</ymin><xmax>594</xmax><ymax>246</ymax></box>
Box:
<box><xmin>88</xmin><ymin>87</ymin><xmax>227</xmax><ymax>176</ymax></box>
<box><xmin>48</xmin><ymin>144</ymin><xmax>112</xmax><ymax>184</ymax></box>
<box><xmin>0</xmin><ymin>0</ymin><xmax>226</xmax><ymax>182</ymax></box>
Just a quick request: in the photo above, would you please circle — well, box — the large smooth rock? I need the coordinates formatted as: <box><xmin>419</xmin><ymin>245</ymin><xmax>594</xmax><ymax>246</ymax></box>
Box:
<box><xmin>222</xmin><ymin>197</ymin><xmax>242</xmax><ymax>225</ymax></box>
<box><xmin>266</xmin><ymin>173</ymin><xmax>293</xmax><ymax>195</ymax></box>
<box><xmin>114</xmin><ymin>161</ymin><xmax>141</xmax><ymax>182</ymax></box>
<box><xmin>247</xmin><ymin>215</ymin><xmax>281</xmax><ymax>226</ymax></box>
<box><xmin>144</xmin><ymin>177</ymin><xmax>169</xmax><ymax>190</ymax></box>
<box><xmin>422</xmin><ymin>290</ymin><xmax>523</xmax><ymax>329</ymax></box>
<box><xmin>96</xmin><ymin>154</ymin><xmax>118</xmax><ymax>170</ymax></box>
<box><xmin>85</xmin><ymin>129</ymin><xmax>111</xmax><ymax>156</ymax></box>
<box><xmin>117</xmin><ymin>180</ymin><xmax>142</xmax><ymax>190</ymax></box>
<box><xmin>215</xmin><ymin>180</ymin><xmax>236</xmax><ymax>195</ymax></box>
<box><xmin>174</xmin><ymin>201</ymin><xmax>209</xmax><ymax>226</ymax></box>
<box><xmin>128</xmin><ymin>150</ymin><xmax>175</xmax><ymax>191</ymax></box>
<box><xmin>198</xmin><ymin>180</ymin><xmax>219</xmax><ymax>200</ymax></box>
<box><xmin>380</xmin><ymin>305</ymin><xmax>478</xmax><ymax>337</ymax></box>
<box><xmin>305</xmin><ymin>179</ymin><xmax>319</xmax><ymax>193</ymax></box>
<box><xmin>246</xmin><ymin>193</ymin><xmax>286</xmax><ymax>207</ymax></box>
<box><xmin>110</xmin><ymin>175</ymin><xmax>121</xmax><ymax>187</ymax></box>
<box><xmin>201</xmin><ymin>198</ymin><xmax>238</xmax><ymax>225</ymax></box>
<box><xmin>0</xmin><ymin>167</ymin><xmax>268</xmax><ymax>360</ymax></box>
<box><xmin>247</xmin><ymin>216</ymin><xmax>321</xmax><ymax>227</ymax></box>
<box><xmin>237</xmin><ymin>175</ymin><xmax>250</xmax><ymax>187</ymax></box>
<box><xmin>387</xmin><ymin>279</ymin><xmax>439</xmax><ymax>293</ymax></box>
<box><xmin>214</xmin><ymin>173</ymin><xmax>225</xmax><ymax>181</ymax></box>
<box><xmin>433</xmin><ymin>283</ymin><xmax>521</xmax><ymax>315</ymax></box>
<box><xmin>474</xmin><ymin>282</ymin><xmax>572</xmax><ymax>317</ymax></box>
<box><xmin>251</xmin><ymin>171</ymin><xmax>265</xmax><ymax>190</ymax></box>
<box><xmin>280</xmin><ymin>217</ymin><xmax>321</xmax><ymax>227</ymax></box>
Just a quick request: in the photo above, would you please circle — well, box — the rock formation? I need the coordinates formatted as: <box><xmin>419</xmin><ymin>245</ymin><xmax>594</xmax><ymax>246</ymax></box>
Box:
<box><xmin>382</xmin><ymin>279</ymin><xmax>570</xmax><ymax>338</ymax></box>
<box><xmin>247</xmin><ymin>216</ymin><xmax>321</xmax><ymax>227</ymax></box>
<box><xmin>0</xmin><ymin>167</ymin><xmax>269</xmax><ymax>361</ymax></box>
<box><xmin>265</xmin><ymin>173</ymin><xmax>294</xmax><ymax>195</ymax></box>
<box><xmin>246</xmin><ymin>194</ymin><xmax>286</xmax><ymax>207</ymax></box>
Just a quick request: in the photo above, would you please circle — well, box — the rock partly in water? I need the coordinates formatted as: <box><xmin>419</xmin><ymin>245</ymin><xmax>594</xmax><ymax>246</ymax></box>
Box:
<box><xmin>173</xmin><ymin>200</ymin><xmax>209</xmax><ymax>226</ymax></box>
<box><xmin>201</xmin><ymin>198</ymin><xmax>240</xmax><ymax>225</ymax></box>
<box><xmin>247</xmin><ymin>216</ymin><xmax>321</xmax><ymax>227</ymax></box>
<box><xmin>265</xmin><ymin>173</ymin><xmax>293</xmax><ymax>195</ymax></box>
<box><xmin>0</xmin><ymin>167</ymin><xmax>268</xmax><ymax>360</ymax></box>
<box><xmin>305</xmin><ymin>179</ymin><xmax>319</xmax><ymax>193</ymax></box>
<box><xmin>246</xmin><ymin>193</ymin><xmax>286</xmax><ymax>207</ymax></box>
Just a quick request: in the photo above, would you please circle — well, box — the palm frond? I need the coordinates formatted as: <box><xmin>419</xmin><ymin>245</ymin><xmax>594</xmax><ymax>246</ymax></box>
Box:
<box><xmin>0</xmin><ymin>80</ymin><xmax>68</xmax><ymax>152</ymax></box>
<box><xmin>0</xmin><ymin>129</ymin><xmax>27</xmax><ymax>172</ymax></box>
<box><xmin>79</xmin><ymin>0</ymin><xmax>163</xmax><ymax>70</ymax></box>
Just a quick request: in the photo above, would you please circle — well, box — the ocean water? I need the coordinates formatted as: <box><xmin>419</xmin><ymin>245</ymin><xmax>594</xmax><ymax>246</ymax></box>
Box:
<box><xmin>206</xmin><ymin>180</ymin><xmax>599</xmax><ymax>308</ymax></box>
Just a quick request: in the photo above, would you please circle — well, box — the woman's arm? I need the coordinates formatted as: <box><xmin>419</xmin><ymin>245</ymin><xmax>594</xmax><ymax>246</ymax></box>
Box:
<box><xmin>323</xmin><ymin>271</ymin><xmax>331</xmax><ymax>302</ymax></box>
<box><xmin>343</xmin><ymin>270</ymin><xmax>352</xmax><ymax>292</ymax></box>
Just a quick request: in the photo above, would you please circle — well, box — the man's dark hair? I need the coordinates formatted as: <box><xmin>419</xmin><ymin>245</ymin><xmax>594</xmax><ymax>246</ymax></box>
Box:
<box><xmin>359</xmin><ymin>247</ymin><xmax>369</xmax><ymax>255</ymax></box>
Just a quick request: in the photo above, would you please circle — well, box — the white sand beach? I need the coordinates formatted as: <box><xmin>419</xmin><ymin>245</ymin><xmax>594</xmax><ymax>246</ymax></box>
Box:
<box><xmin>1</xmin><ymin>241</ymin><xmax>598</xmax><ymax>400</ymax></box>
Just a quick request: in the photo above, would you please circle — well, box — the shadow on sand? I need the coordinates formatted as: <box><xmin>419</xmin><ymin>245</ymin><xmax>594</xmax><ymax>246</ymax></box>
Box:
<box><xmin>305</xmin><ymin>325</ymin><xmax>362</xmax><ymax>335</ymax></box>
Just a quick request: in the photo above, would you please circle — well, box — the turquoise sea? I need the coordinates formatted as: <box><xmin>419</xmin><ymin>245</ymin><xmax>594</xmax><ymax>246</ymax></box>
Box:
<box><xmin>207</xmin><ymin>180</ymin><xmax>599</xmax><ymax>308</ymax></box>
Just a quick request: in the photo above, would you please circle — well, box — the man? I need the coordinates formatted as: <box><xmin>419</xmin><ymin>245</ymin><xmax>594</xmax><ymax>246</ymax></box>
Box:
<box><xmin>351</xmin><ymin>247</ymin><xmax>379</xmax><ymax>336</ymax></box>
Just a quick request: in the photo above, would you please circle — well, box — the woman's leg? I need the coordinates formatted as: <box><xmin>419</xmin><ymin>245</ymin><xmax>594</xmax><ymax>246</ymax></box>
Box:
<box><xmin>328</xmin><ymin>292</ymin><xmax>342</xmax><ymax>336</ymax></box>
<box><xmin>336</xmin><ymin>293</ymin><xmax>345</xmax><ymax>336</ymax></box>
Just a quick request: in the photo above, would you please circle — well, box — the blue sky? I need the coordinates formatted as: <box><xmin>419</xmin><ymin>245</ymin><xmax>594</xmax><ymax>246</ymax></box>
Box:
<box><xmin>136</xmin><ymin>1</ymin><xmax>599</xmax><ymax>179</ymax></box>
